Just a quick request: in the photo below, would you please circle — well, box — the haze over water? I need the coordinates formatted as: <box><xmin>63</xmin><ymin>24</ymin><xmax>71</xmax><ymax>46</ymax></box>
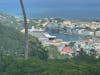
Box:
<box><xmin>0</xmin><ymin>0</ymin><xmax>100</xmax><ymax>19</ymax></box>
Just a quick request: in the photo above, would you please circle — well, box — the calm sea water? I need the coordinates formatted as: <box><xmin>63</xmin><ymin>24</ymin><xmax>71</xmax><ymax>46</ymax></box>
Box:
<box><xmin>46</xmin><ymin>30</ymin><xmax>87</xmax><ymax>41</ymax></box>
<box><xmin>0</xmin><ymin>0</ymin><xmax>100</xmax><ymax>19</ymax></box>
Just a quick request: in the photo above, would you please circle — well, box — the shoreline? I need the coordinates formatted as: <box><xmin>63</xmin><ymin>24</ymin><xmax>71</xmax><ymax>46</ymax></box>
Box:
<box><xmin>0</xmin><ymin>11</ymin><xmax>100</xmax><ymax>21</ymax></box>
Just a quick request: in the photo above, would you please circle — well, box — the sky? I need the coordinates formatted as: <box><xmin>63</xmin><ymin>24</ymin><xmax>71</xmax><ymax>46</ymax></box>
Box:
<box><xmin>0</xmin><ymin>0</ymin><xmax>100</xmax><ymax>19</ymax></box>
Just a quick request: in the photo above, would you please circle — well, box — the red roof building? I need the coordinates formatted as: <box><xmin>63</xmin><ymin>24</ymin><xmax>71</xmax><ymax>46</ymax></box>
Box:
<box><xmin>61</xmin><ymin>46</ymin><xmax>72</xmax><ymax>55</ymax></box>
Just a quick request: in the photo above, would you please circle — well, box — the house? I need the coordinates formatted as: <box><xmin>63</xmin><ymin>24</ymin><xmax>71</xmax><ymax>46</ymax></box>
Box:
<box><xmin>61</xmin><ymin>45</ymin><xmax>72</xmax><ymax>55</ymax></box>
<box><xmin>96</xmin><ymin>31</ymin><xmax>100</xmax><ymax>37</ymax></box>
<box><xmin>62</xmin><ymin>20</ymin><xmax>72</xmax><ymax>26</ymax></box>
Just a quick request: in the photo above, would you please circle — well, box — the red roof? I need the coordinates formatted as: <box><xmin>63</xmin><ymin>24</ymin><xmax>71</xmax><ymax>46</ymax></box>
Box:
<box><xmin>48</xmin><ymin>40</ymin><xmax>62</xmax><ymax>43</ymax></box>
<box><xmin>62</xmin><ymin>46</ymin><xmax>72</xmax><ymax>53</ymax></box>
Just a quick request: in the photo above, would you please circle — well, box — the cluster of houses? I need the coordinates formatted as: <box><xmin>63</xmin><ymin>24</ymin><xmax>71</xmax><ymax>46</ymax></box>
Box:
<box><xmin>23</xmin><ymin>26</ymin><xmax>100</xmax><ymax>58</ymax></box>
<box><xmin>21</xmin><ymin>18</ymin><xmax>100</xmax><ymax>58</ymax></box>
<box><xmin>45</xmin><ymin>20</ymin><xmax>100</xmax><ymax>37</ymax></box>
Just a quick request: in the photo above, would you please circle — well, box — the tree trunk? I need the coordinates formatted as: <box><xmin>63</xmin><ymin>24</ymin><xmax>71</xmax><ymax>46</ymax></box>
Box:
<box><xmin>93</xmin><ymin>30</ymin><xmax>96</xmax><ymax>43</ymax></box>
<box><xmin>20</xmin><ymin>0</ymin><xmax>29</xmax><ymax>59</ymax></box>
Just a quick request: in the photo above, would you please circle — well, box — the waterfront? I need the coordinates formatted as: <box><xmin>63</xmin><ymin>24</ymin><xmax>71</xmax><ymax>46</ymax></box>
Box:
<box><xmin>46</xmin><ymin>30</ymin><xmax>88</xmax><ymax>41</ymax></box>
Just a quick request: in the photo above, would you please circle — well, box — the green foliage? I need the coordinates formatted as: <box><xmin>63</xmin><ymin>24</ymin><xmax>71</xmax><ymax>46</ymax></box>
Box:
<box><xmin>46</xmin><ymin>45</ymin><xmax>72</xmax><ymax>60</ymax></box>
<box><xmin>0</xmin><ymin>13</ymin><xmax>23</xmax><ymax>29</ymax></box>
<box><xmin>68</xmin><ymin>42</ymin><xmax>75</xmax><ymax>46</ymax></box>
<box><xmin>0</xmin><ymin>22</ymin><xmax>24</xmax><ymax>57</ymax></box>
<box><xmin>73</xmin><ymin>51</ymin><xmax>99</xmax><ymax>64</ymax></box>
<box><xmin>29</xmin><ymin>37</ymin><xmax>48</xmax><ymax>60</ymax></box>
<box><xmin>0</xmin><ymin>56</ymin><xmax>100</xmax><ymax>75</ymax></box>
<box><xmin>0</xmin><ymin>23</ymin><xmax>48</xmax><ymax>59</ymax></box>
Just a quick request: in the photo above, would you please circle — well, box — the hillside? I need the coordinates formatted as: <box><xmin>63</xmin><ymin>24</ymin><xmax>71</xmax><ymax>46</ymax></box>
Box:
<box><xmin>0</xmin><ymin>23</ymin><xmax>48</xmax><ymax>59</ymax></box>
<box><xmin>0</xmin><ymin>12</ymin><xmax>23</xmax><ymax>29</ymax></box>
<box><xmin>0</xmin><ymin>22</ymin><xmax>24</xmax><ymax>55</ymax></box>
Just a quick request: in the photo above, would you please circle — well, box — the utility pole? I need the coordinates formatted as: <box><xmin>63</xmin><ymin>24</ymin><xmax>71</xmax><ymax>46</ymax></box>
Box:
<box><xmin>20</xmin><ymin>0</ymin><xmax>29</xmax><ymax>59</ymax></box>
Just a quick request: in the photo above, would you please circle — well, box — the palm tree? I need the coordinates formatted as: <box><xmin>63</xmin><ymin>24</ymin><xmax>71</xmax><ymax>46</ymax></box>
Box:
<box><xmin>20</xmin><ymin>0</ymin><xmax>29</xmax><ymax>59</ymax></box>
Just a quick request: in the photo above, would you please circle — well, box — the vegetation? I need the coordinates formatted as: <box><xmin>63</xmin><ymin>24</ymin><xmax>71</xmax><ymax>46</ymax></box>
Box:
<box><xmin>46</xmin><ymin>45</ymin><xmax>71</xmax><ymax>59</ymax></box>
<box><xmin>0</xmin><ymin>23</ymin><xmax>48</xmax><ymax>59</ymax></box>
<box><xmin>0</xmin><ymin>22</ymin><xmax>24</xmax><ymax>57</ymax></box>
<box><xmin>0</xmin><ymin>13</ymin><xmax>23</xmax><ymax>29</ymax></box>
<box><xmin>0</xmin><ymin>12</ymin><xmax>100</xmax><ymax>75</ymax></box>
<box><xmin>0</xmin><ymin>52</ymin><xmax>100</xmax><ymax>75</ymax></box>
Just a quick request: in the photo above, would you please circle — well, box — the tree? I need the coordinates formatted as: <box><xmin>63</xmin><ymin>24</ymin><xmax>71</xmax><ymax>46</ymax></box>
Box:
<box><xmin>20</xmin><ymin>0</ymin><xmax>29</xmax><ymax>59</ymax></box>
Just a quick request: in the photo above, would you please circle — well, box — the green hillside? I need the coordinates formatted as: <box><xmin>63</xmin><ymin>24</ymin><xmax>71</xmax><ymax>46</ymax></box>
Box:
<box><xmin>0</xmin><ymin>22</ymin><xmax>24</xmax><ymax>56</ymax></box>
<box><xmin>0</xmin><ymin>22</ymin><xmax>48</xmax><ymax>59</ymax></box>
<box><xmin>0</xmin><ymin>13</ymin><xmax>23</xmax><ymax>29</ymax></box>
